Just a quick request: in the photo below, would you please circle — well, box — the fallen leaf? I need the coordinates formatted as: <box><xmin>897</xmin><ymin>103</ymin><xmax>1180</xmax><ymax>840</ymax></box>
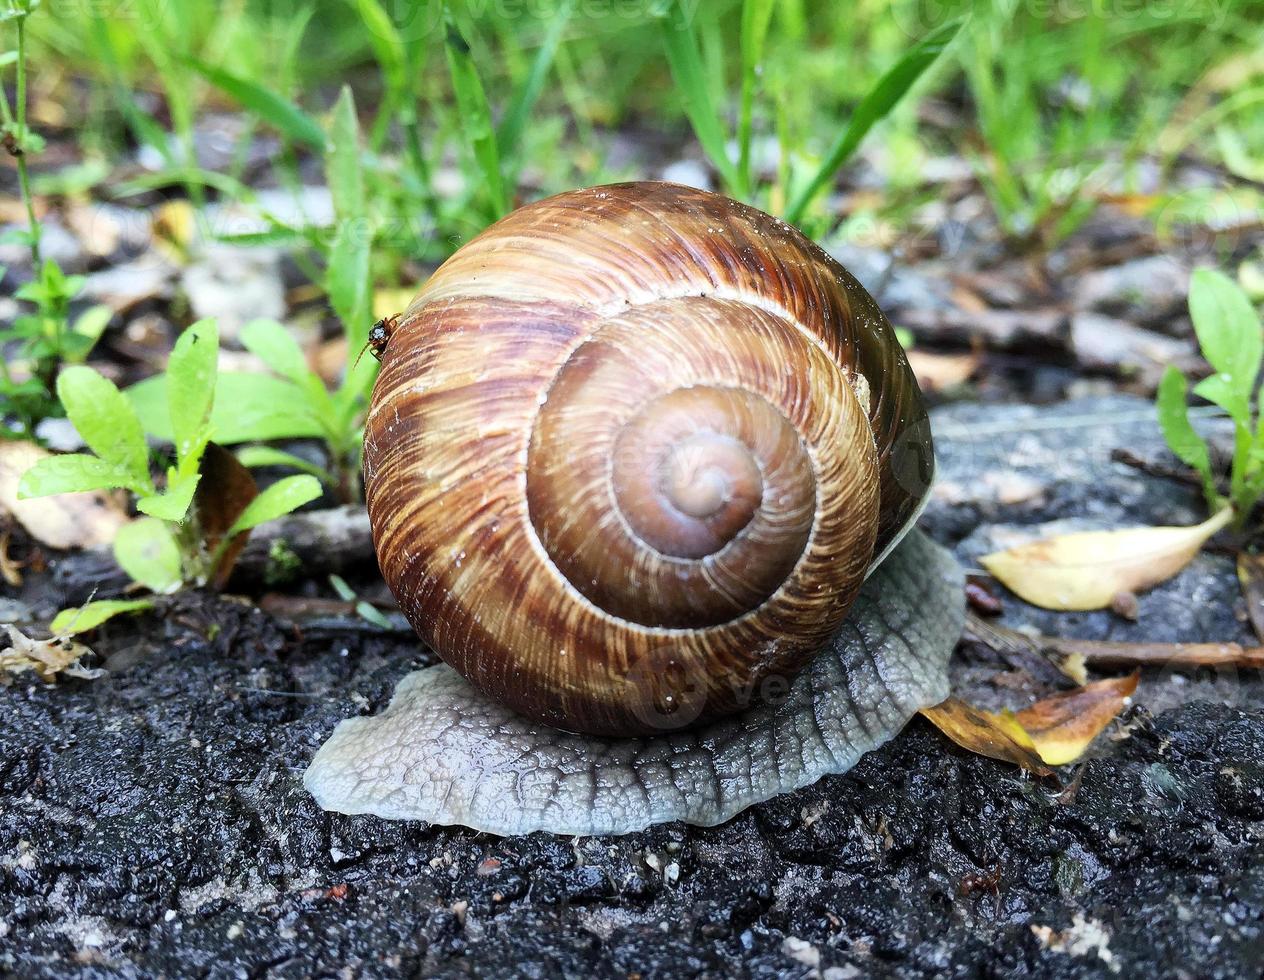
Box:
<box><xmin>194</xmin><ymin>443</ymin><xmax>259</xmax><ymax>589</ymax></box>
<box><xmin>1012</xmin><ymin>673</ymin><xmax>1139</xmax><ymax>765</ymax></box>
<box><xmin>921</xmin><ymin>674</ymin><xmax>1136</xmax><ymax>772</ymax></box>
<box><xmin>1237</xmin><ymin>551</ymin><xmax>1264</xmax><ymax>644</ymax></box>
<box><xmin>0</xmin><ymin>441</ymin><xmax>130</xmax><ymax>550</ymax></box>
<box><xmin>980</xmin><ymin>508</ymin><xmax>1232</xmax><ymax>611</ymax></box>
<box><xmin>906</xmin><ymin>349</ymin><xmax>980</xmax><ymax>392</ymax></box>
<box><xmin>920</xmin><ymin>698</ymin><xmax>1053</xmax><ymax>775</ymax></box>
<box><xmin>0</xmin><ymin>525</ymin><xmax>23</xmax><ymax>586</ymax></box>
<box><xmin>151</xmin><ymin>199</ymin><xmax>198</xmax><ymax>264</ymax></box>
<box><xmin>0</xmin><ymin>624</ymin><xmax>105</xmax><ymax>684</ymax></box>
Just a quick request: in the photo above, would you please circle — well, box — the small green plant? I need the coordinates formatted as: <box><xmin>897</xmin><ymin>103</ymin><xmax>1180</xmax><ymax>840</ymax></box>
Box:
<box><xmin>18</xmin><ymin>319</ymin><xmax>322</xmax><ymax>597</ymax></box>
<box><xmin>121</xmin><ymin>90</ymin><xmax>377</xmax><ymax>502</ymax></box>
<box><xmin>235</xmin><ymin>318</ymin><xmax>368</xmax><ymax>501</ymax></box>
<box><xmin>1</xmin><ymin>260</ymin><xmax>112</xmax><ymax>438</ymax></box>
<box><xmin>328</xmin><ymin>573</ymin><xmax>394</xmax><ymax>630</ymax></box>
<box><xmin>1157</xmin><ymin>268</ymin><xmax>1264</xmax><ymax>529</ymax></box>
<box><xmin>1</xmin><ymin>0</ymin><xmax>112</xmax><ymax>439</ymax></box>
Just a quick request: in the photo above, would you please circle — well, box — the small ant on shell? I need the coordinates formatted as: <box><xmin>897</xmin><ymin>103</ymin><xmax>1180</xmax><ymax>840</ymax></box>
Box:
<box><xmin>355</xmin><ymin>313</ymin><xmax>400</xmax><ymax>369</ymax></box>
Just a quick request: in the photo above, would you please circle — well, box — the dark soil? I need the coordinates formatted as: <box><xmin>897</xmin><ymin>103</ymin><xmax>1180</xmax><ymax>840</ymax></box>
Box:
<box><xmin>3</xmin><ymin>397</ymin><xmax>1262</xmax><ymax>979</ymax></box>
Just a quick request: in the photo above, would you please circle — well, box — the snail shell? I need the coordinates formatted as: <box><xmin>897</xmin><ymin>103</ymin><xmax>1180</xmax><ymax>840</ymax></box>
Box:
<box><xmin>363</xmin><ymin>181</ymin><xmax>933</xmax><ymax>737</ymax></box>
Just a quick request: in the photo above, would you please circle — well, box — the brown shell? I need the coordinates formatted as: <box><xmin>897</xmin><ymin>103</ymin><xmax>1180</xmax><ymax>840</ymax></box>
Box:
<box><xmin>364</xmin><ymin>182</ymin><xmax>933</xmax><ymax>736</ymax></box>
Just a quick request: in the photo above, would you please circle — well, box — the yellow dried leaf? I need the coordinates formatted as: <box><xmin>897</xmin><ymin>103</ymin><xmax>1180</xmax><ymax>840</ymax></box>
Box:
<box><xmin>906</xmin><ymin>349</ymin><xmax>979</xmax><ymax>393</ymax></box>
<box><xmin>980</xmin><ymin>508</ymin><xmax>1232</xmax><ymax>611</ymax></box>
<box><xmin>0</xmin><ymin>441</ymin><xmax>130</xmax><ymax>550</ymax></box>
<box><xmin>922</xmin><ymin>673</ymin><xmax>1138</xmax><ymax>771</ymax></box>
<box><xmin>1013</xmin><ymin>673</ymin><xmax>1139</xmax><ymax>765</ymax></box>
<box><xmin>151</xmin><ymin>199</ymin><xmax>197</xmax><ymax>264</ymax></box>
<box><xmin>920</xmin><ymin>697</ymin><xmax>1053</xmax><ymax>775</ymax></box>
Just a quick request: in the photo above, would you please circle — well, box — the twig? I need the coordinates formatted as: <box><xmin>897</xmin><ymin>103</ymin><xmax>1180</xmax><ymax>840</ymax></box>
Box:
<box><xmin>1109</xmin><ymin>448</ymin><xmax>1207</xmax><ymax>492</ymax></box>
<box><xmin>965</xmin><ymin>612</ymin><xmax>1264</xmax><ymax>674</ymax></box>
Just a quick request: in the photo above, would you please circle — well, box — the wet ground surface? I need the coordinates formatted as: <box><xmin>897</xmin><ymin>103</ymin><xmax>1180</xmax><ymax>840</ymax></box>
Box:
<box><xmin>3</xmin><ymin>396</ymin><xmax>1262</xmax><ymax>979</ymax></box>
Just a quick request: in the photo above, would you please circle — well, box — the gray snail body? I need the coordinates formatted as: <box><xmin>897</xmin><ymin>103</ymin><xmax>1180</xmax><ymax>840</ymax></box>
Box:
<box><xmin>305</xmin><ymin>183</ymin><xmax>963</xmax><ymax>835</ymax></box>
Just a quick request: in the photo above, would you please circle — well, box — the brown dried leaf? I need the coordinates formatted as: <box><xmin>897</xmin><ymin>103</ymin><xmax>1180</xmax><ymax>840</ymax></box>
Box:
<box><xmin>311</xmin><ymin>337</ymin><xmax>349</xmax><ymax>385</ymax></box>
<box><xmin>194</xmin><ymin>443</ymin><xmax>259</xmax><ymax>589</ymax></box>
<box><xmin>980</xmin><ymin>508</ymin><xmax>1232</xmax><ymax>611</ymax></box>
<box><xmin>0</xmin><ymin>441</ymin><xmax>130</xmax><ymax>550</ymax></box>
<box><xmin>0</xmin><ymin>624</ymin><xmax>105</xmax><ymax>684</ymax></box>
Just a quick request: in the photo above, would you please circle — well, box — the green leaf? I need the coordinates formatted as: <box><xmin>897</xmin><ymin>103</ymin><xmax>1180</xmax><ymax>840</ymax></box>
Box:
<box><xmin>326</xmin><ymin>87</ymin><xmax>372</xmax><ymax>349</ymax></box>
<box><xmin>185</xmin><ymin>56</ymin><xmax>326</xmax><ymax>150</ymax></box>
<box><xmin>328</xmin><ymin>230</ymin><xmax>372</xmax><ymax>353</ymax></box>
<box><xmin>443</xmin><ymin>10</ymin><xmax>509</xmax><ymax>217</ymax></box>
<box><xmin>113</xmin><ymin>518</ymin><xmax>183</xmax><ymax>593</ymax></box>
<box><xmin>1193</xmin><ymin>372</ymin><xmax>1244</xmax><ymax>419</ymax></box>
<box><xmin>167</xmin><ymin>319</ymin><xmax>219</xmax><ymax>464</ymax></box>
<box><xmin>328</xmin><ymin>572</ymin><xmax>356</xmax><ymax>601</ymax></box>
<box><xmin>225</xmin><ymin>475</ymin><xmax>322</xmax><ymax>536</ymax></box>
<box><xmin>55</xmin><ymin>366</ymin><xmax>151</xmax><ymax>487</ymax></box>
<box><xmin>136</xmin><ymin>471</ymin><xmax>200</xmax><ymax>522</ymax></box>
<box><xmin>350</xmin><ymin>0</ymin><xmax>406</xmax><ymax>95</ymax></box>
<box><xmin>214</xmin><ymin>226</ymin><xmax>310</xmax><ymax>248</ymax></box>
<box><xmin>353</xmin><ymin>600</ymin><xmax>394</xmax><ymax>630</ymax></box>
<box><xmin>328</xmin><ymin>86</ymin><xmax>366</xmax><ymax>223</ymax></box>
<box><xmin>239</xmin><ymin>319</ymin><xmax>309</xmax><ymax>385</ymax></box>
<box><xmin>1157</xmin><ymin>366</ymin><xmax>1218</xmax><ymax>508</ymax></box>
<box><xmin>1189</xmin><ymin>267</ymin><xmax>1262</xmax><ymax>403</ymax></box>
<box><xmin>657</xmin><ymin>0</ymin><xmax>742</xmax><ymax>195</ymax></box>
<box><xmin>236</xmin><ymin>445</ymin><xmax>334</xmax><ymax>483</ymax></box>
<box><xmin>786</xmin><ymin>18</ymin><xmax>964</xmax><ymax>224</ymax></box>
<box><xmin>127</xmin><ymin>373</ymin><xmax>323</xmax><ymax>444</ymax></box>
<box><xmin>17</xmin><ymin>454</ymin><xmax>138</xmax><ymax>498</ymax></box>
<box><xmin>51</xmin><ymin>598</ymin><xmax>156</xmax><ymax>635</ymax></box>
<box><xmin>68</xmin><ymin>305</ymin><xmax>113</xmax><ymax>361</ymax></box>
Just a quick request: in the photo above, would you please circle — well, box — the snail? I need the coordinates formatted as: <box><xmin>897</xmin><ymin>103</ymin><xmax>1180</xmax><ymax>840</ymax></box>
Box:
<box><xmin>305</xmin><ymin>182</ymin><xmax>964</xmax><ymax>835</ymax></box>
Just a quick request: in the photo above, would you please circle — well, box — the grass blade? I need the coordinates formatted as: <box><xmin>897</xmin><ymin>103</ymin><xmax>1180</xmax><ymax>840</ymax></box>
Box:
<box><xmin>737</xmin><ymin>0</ymin><xmax>775</xmax><ymax>191</ymax></box>
<box><xmin>498</xmin><ymin>0</ymin><xmax>574</xmax><ymax>180</ymax></box>
<box><xmin>326</xmin><ymin>86</ymin><xmax>372</xmax><ymax>353</ymax></box>
<box><xmin>184</xmin><ymin>56</ymin><xmax>326</xmax><ymax>150</ymax></box>
<box><xmin>785</xmin><ymin>18</ymin><xmax>964</xmax><ymax>224</ymax></box>
<box><xmin>657</xmin><ymin>0</ymin><xmax>743</xmax><ymax>196</ymax></box>
<box><xmin>443</xmin><ymin>7</ymin><xmax>509</xmax><ymax>218</ymax></box>
<box><xmin>350</xmin><ymin>0</ymin><xmax>406</xmax><ymax>95</ymax></box>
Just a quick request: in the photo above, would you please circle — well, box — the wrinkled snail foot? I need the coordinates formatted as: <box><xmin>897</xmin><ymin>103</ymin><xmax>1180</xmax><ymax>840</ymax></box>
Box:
<box><xmin>304</xmin><ymin>529</ymin><xmax>963</xmax><ymax>837</ymax></box>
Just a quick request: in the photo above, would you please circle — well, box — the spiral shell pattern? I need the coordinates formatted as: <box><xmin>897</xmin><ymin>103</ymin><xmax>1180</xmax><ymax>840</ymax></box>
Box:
<box><xmin>364</xmin><ymin>182</ymin><xmax>932</xmax><ymax>736</ymax></box>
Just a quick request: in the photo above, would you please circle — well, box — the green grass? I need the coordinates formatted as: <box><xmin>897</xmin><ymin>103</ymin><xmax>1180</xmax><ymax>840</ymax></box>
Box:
<box><xmin>14</xmin><ymin>0</ymin><xmax>1260</xmax><ymax>254</ymax></box>
<box><xmin>4</xmin><ymin>0</ymin><xmax>1262</xmax><ymax>447</ymax></box>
